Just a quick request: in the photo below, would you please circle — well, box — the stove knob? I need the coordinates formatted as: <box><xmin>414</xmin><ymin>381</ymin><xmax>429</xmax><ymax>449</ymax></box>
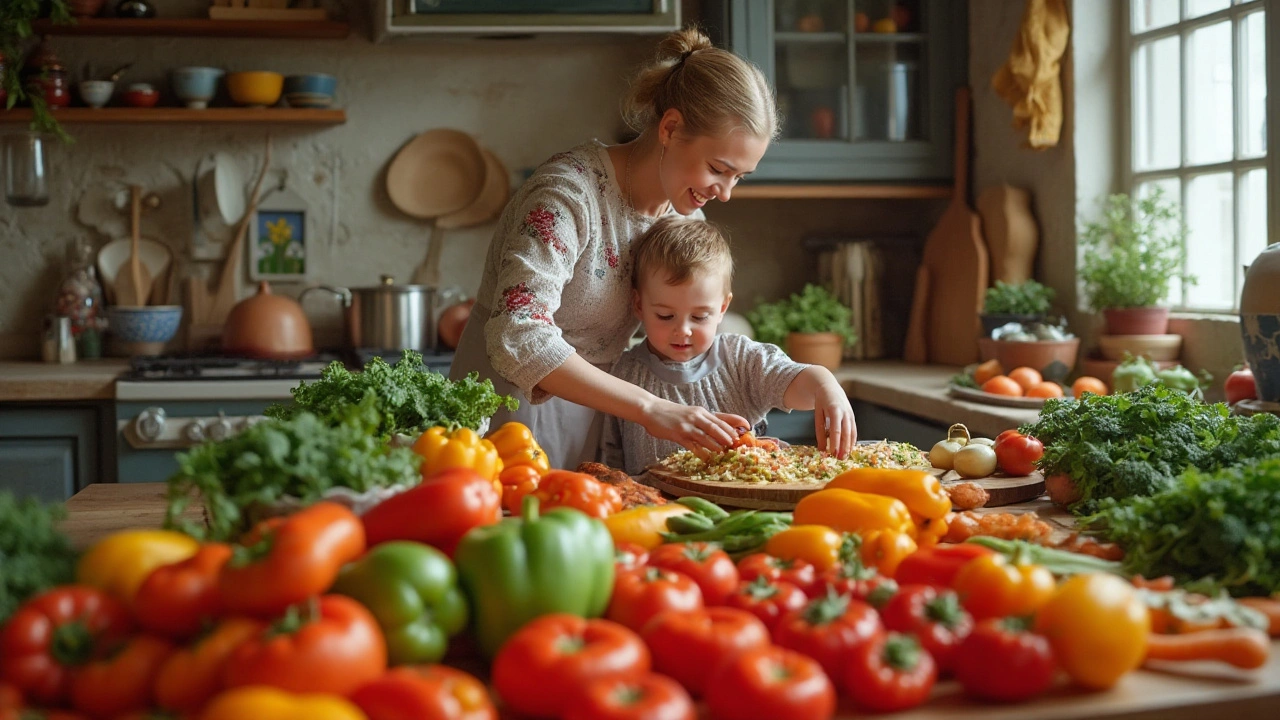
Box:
<box><xmin>134</xmin><ymin>407</ymin><xmax>167</xmax><ymax>442</ymax></box>
<box><xmin>183</xmin><ymin>421</ymin><xmax>205</xmax><ymax>443</ymax></box>
<box><xmin>207</xmin><ymin>416</ymin><xmax>233</xmax><ymax>442</ymax></box>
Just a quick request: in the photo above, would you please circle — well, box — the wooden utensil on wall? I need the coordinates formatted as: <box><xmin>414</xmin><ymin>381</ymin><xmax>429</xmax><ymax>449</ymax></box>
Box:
<box><xmin>114</xmin><ymin>186</ymin><xmax>153</xmax><ymax>307</ymax></box>
<box><xmin>905</xmin><ymin>87</ymin><xmax>988</xmax><ymax>366</ymax></box>
<box><xmin>978</xmin><ymin>184</ymin><xmax>1039</xmax><ymax>284</ymax></box>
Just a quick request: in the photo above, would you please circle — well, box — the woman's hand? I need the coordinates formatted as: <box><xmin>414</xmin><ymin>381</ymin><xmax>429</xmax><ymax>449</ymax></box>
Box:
<box><xmin>642</xmin><ymin>400</ymin><xmax>747</xmax><ymax>457</ymax></box>
<box><xmin>813</xmin><ymin>384</ymin><xmax>857</xmax><ymax>459</ymax></box>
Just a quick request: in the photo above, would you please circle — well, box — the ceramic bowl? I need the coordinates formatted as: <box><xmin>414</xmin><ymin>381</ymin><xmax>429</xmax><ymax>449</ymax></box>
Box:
<box><xmin>171</xmin><ymin>66</ymin><xmax>224</xmax><ymax>109</ymax></box>
<box><xmin>978</xmin><ymin>337</ymin><xmax>1081</xmax><ymax>383</ymax></box>
<box><xmin>78</xmin><ymin>80</ymin><xmax>114</xmax><ymax>109</ymax></box>
<box><xmin>123</xmin><ymin>83</ymin><xmax>159</xmax><ymax>108</ymax></box>
<box><xmin>1097</xmin><ymin>333</ymin><xmax>1182</xmax><ymax>362</ymax></box>
<box><xmin>107</xmin><ymin>305</ymin><xmax>182</xmax><ymax>344</ymax></box>
<box><xmin>283</xmin><ymin>73</ymin><xmax>336</xmax><ymax>108</ymax></box>
<box><xmin>227</xmin><ymin>71</ymin><xmax>283</xmax><ymax>108</ymax></box>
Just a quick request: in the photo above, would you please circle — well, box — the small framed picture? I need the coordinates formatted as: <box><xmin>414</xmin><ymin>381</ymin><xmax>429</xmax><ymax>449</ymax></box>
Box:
<box><xmin>249</xmin><ymin>186</ymin><xmax>310</xmax><ymax>281</ymax></box>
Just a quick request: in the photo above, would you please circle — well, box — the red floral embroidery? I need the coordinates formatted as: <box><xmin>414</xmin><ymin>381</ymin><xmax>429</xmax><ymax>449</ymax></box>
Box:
<box><xmin>605</xmin><ymin>245</ymin><xmax>619</xmax><ymax>268</ymax></box>
<box><xmin>548</xmin><ymin>152</ymin><xmax>587</xmax><ymax>175</ymax></box>
<box><xmin>499</xmin><ymin>282</ymin><xmax>553</xmax><ymax>324</ymax></box>
<box><xmin>521</xmin><ymin>204</ymin><xmax>567</xmax><ymax>254</ymax></box>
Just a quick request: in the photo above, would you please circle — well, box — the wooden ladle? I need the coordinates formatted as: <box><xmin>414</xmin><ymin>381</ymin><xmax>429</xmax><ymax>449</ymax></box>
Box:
<box><xmin>114</xmin><ymin>185</ymin><xmax>153</xmax><ymax>307</ymax></box>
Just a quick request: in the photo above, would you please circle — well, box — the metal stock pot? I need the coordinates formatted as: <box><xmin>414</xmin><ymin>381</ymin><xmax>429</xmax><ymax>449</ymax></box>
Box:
<box><xmin>302</xmin><ymin>275</ymin><xmax>458</xmax><ymax>352</ymax></box>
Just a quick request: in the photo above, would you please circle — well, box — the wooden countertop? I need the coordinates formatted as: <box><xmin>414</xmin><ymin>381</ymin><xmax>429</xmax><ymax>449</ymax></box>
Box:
<box><xmin>835</xmin><ymin>361</ymin><xmax>1040</xmax><ymax>437</ymax></box>
<box><xmin>0</xmin><ymin>360</ymin><xmax>128</xmax><ymax>402</ymax></box>
<box><xmin>61</xmin><ymin>482</ymin><xmax>1280</xmax><ymax>720</ymax></box>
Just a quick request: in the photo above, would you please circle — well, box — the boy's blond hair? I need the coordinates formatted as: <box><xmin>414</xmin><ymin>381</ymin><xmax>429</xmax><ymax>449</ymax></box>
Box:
<box><xmin>630</xmin><ymin>216</ymin><xmax>734</xmax><ymax>291</ymax></box>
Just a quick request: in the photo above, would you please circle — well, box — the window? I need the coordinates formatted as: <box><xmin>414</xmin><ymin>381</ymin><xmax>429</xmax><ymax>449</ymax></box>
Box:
<box><xmin>1126</xmin><ymin>0</ymin><xmax>1270</xmax><ymax>311</ymax></box>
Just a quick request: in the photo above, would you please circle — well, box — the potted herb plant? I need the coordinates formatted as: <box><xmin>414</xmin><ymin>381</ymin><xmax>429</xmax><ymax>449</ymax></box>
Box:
<box><xmin>1078</xmin><ymin>188</ymin><xmax>1194</xmax><ymax>335</ymax></box>
<box><xmin>2</xmin><ymin>0</ymin><xmax>73</xmax><ymax>141</ymax></box>
<box><xmin>981</xmin><ymin>279</ymin><xmax>1055</xmax><ymax>337</ymax></box>
<box><xmin>747</xmin><ymin>283</ymin><xmax>856</xmax><ymax>371</ymax></box>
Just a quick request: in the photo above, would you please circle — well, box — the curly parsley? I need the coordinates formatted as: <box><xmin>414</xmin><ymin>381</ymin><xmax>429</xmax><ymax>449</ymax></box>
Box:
<box><xmin>0</xmin><ymin>492</ymin><xmax>77</xmax><ymax>622</ymax></box>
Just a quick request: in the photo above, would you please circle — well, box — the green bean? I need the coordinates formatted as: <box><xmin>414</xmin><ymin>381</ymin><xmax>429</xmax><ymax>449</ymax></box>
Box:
<box><xmin>666</xmin><ymin>513</ymin><xmax>716</xmax><ymax>535</ymax></box>
<box><xmin>676</xmin><ymin>496</ymin><xmax>730</xmax><ymax>520</ymax></box>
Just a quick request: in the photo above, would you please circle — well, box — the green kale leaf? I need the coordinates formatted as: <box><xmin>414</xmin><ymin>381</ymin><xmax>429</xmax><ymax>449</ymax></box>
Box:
<box><xmin>0</xmin><ymin>492</ymin><xmax>77</xmax><ymax>622</ymax></box>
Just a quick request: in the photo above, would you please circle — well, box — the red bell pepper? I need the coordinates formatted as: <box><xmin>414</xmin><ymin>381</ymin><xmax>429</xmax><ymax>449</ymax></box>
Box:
<box><xmin>362</xmin><ymin>468</ymin><xmax>501</xmax><ymax>557</ymax></box>
<box><xmin>893</xmin><ymin>543</ymin><xmax>994</xmax><ymax>588</ymax></box>
<box><xmin>132</xmin><ymin>542</ymin><xmax>232</xmax><ymax>639</ymax></box>
<box><xmin>879</xmin><ymin>584</ymin><xmax>973</xmax><ymax>675</ymax></box>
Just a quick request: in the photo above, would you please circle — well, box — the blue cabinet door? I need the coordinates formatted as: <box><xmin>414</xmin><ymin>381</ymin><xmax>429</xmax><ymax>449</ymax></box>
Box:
<box><xmin>0</xmin><ymin>406</ymin><xmax>107</xmax><ymax>502</ymax></box>
<box><xmin>707</xmin><ymin>0</ymin><xmax>967</xmax><ymax>182</ymax></box>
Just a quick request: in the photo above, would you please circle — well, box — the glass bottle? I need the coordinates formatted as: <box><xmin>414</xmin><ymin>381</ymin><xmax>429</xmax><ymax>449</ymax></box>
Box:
<box><xmin>5</xmin><ymin>132</ymin><xmax>50</xmax><ymax>207</ymax></box>
<box><xmin>54</xmin><ymin>238</ymin><xmax>106</xmax><ymax>359</ymax></box>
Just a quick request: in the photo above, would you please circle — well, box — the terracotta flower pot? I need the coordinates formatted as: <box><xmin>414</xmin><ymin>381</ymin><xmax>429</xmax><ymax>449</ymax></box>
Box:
<box><xmin>785</xmin><ymin>332</ymin><xmax>844</xmax><ymax>370</ymax></box>
<box><xmin>1103</xmin><ymin>307</ymin><xmax>1170</xmax><ymax>335</ymax></box>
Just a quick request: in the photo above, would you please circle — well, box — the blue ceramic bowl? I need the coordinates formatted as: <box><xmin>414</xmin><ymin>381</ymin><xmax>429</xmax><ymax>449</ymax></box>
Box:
<box><xmin>107</xmin><ymin>305</ymin><xmax>182</xmax><ymax>344</ymax></box>
<box><xmin>171</xmin><ymin>67</ymin><xmax>224</xmax><ymax>109</ymax></box>
<box><xmin>283</xmin><ymin>73</ymin><xmax>336</xmax><ymax>108</ymax></box>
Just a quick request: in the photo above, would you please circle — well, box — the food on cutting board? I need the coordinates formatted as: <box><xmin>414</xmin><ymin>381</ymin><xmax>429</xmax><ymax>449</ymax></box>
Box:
<box><xmin>577</xmin><ymin>461</ymin><xmax>667</xmax><ymax>508</ymax></box>
<box><xmin>658</xmin><ymin>440</ymin><xmax>930</xmax><ymax>485</ymax></box>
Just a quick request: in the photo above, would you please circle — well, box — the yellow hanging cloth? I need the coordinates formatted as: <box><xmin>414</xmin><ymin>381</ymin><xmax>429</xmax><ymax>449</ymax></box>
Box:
<box><xmin>992</xmin><ymin>0</ymin><xmax>1071</xmax><ymax>149</ymax></box>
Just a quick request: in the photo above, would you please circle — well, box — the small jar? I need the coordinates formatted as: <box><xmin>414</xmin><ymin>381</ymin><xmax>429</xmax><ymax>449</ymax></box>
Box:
<box><xmin>54</xmin><ymin>238</ymin><xmax>106</xmax><ymax>358</ymax></box>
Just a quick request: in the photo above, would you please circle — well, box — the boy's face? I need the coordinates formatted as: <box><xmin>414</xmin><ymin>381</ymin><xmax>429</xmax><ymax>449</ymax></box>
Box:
<box><xmin>633</xmin><ymin>267</ymin><xmax>732</xmax><ymax>362</ymax></box>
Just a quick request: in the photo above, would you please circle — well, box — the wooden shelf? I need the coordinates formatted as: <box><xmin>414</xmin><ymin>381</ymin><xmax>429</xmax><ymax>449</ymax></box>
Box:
<box><xmin>0</xmin><ymin>107</ymin><xmax>346</xmax><ymax>125</ymax></box>
<box><xmin>31</xmin><ymin>18</ymin><xmax>350</xmax><ymax>39</ymax></box>
<box><xmin>732</xmin><ymin>184</ymin><xmax>951</xmax><ymax>200</ymax></box>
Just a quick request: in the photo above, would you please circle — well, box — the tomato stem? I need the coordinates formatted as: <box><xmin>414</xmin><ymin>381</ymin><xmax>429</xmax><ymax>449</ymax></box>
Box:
<box><xmin>611</xmin><ymin>683</ymin><xmax>646</xmax><ymax>706</ymax></box>
<box><xmin>883</xmin><ymin>633</ymin><xmax>922</xmax><ymax>671</ymax></box>
<box><xmin>802</xmin><ymin>589</ymin><xmax>851</xmax><ymax>626</ymax></box>
<box><xmin>49</xmin><ymin>619</ymin><xmax>95</xmax><ymax>667</ymax></box>
<box><xmin>743</xmin><ymin>575</ymin><xmax>781</xmax><ymax>600</ymax></box>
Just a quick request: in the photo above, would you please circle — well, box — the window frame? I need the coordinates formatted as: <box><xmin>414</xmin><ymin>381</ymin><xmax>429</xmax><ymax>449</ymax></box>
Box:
<box><xmin>1120</xmin><ymin>0</ymin><xmax>1277</xmax><ymax>312</ymax></box>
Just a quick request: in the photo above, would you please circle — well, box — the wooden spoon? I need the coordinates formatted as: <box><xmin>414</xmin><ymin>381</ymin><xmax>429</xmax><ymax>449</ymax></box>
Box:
<box><xmin>114</xmin><ymin>185</ymin><xmax>153</xmax><ymax>307</ymax></box>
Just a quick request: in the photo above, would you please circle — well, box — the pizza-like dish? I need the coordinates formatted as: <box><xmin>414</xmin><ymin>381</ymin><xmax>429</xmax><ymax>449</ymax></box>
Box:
<box><xmin>657</xmin><ymin>441</ymin><xmax>931</xmax><ymax>486</ymax></box>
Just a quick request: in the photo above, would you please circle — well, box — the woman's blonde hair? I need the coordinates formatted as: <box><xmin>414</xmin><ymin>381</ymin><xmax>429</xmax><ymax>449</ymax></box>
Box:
<box><xmin>622</xmin><ymin>26</ymin><xmax>779</xmax><ymax>141</ymax></box>
<box><xmin>631</xmin><ymin>216</ymin><xmax>734</xmax><ymax>291</ymax></box>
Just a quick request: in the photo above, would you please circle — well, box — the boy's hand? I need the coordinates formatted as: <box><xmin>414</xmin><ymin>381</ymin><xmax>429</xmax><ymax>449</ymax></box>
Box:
<box><xmin>643</xmin><ymin>400</ymin><xmax>747</xmax><ymax>458</ymax></box>
<box><xmin>814</xmin><ymin>385</ymin><xmax>857</xmax><ymax>459</ymax></box>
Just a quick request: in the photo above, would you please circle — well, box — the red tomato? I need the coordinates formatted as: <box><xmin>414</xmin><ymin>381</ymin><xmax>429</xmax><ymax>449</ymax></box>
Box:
<box><xmin>352</xmin><ymin>665</ymin><xmax>497</xmax><ymax>720</ymax></box>
<box><xmin>772</xmin><ymin>592</ymin><xmax>885</xmax><ymax>680</ymax></box>
<box><xmin>70</xmin><ymin>635</ymin><xmax>174</xmax><ymax>718</ymax></box>
<box><xmin>878</xmin><ymin>585</ymin><xmax>973</xmax><ymax>675</ymax></box>
<box><xmin>843</xmin><ymin>632</ymin><xmax>937</xmax><ymax>713</ymax></box>
<box><xmin>724</xmin><ymin>577</ymin><xmax>808</xmax><ymax>634</ymax></box>
<box><xmin>492</xmin><ymin>614</ymin><xmax>650</xmax><ymax>719</ymax></box>
<box><xmin>736</xmin><ymin>553</ymin><xmax>817</xmax><ymax>591</ymax></box>
<box><xmin>607</xmin><ymin>567</ymin><xmax>704</xmax><ymax>633</ymax></box>
<box><xmin>640</xmin><ymin>607</ymin><xmax>770</xmax><ymax>697</ymax></box>
<box><xmin>133</xmin><ymin>542</ymin><xmax>232</xmax><ymax>639</ymax></box>
<box><xmin>648</xmin><ymin>543</ymin><xmax>739</xmax><ymax>606</ymax></box>
<box><xmin>704</xmin><ymin>646</ymin><xmax>836</xmax><ymax>720</ymax></box>
<box><xmin>995</xmin><ymin>429</ymin><xmax>1021</xmax><ymax>445</ymax></box>
<box><xmin>954</xmin><ymin>618</ymin><xmax>1057</xmax><ymax>703</ymax></box>
<box><xmin>564</xmin><ymin>673</ymin><xmax>695</xmax><ymax>720</ymax></box>
<box><xmin>994</xmin><ymin>433</ymin><xmax>1044</xmax><ymax>476</ymax></box>
<box><xmin>1225</xmin><ymin>366</ymin><xmax>1258</xmax><ymax>405</ymax></box>
<box><xmin>808</xmin><ymin>560</ymin><xmax>898</xmax><ymax>607</ymax></box>
<box><xmin>615</xmin><ymin>543</ymin><xmax>650</xmax><ymax>574</ymax></box>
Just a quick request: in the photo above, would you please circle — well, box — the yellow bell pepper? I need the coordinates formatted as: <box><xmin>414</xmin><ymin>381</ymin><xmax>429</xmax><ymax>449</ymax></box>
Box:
<box><xmin>413</xmin><ymin>426</ymin><xmax>504</xmax><ymax>483</ymax></box>
<box><xmin>825</xmin><ymin>468</ymin><xmax>952</xmax><ymax>521</ymax></box>
<box><xmin>763</xmin><ymin>525</ymin><xmax>844</xmax><ymax>572</ymax></box>
<box><xmin>793</xmin><ymin>488</ymin><xmax>915</xmax><ymax>538</ymax></box>
<box><xmin>912</xmin><ymin>511</ymin><xmax>949</xmax><ymax>548</ymax></box>
<box><xmin>859</xmin><ymin>529</ymin><xmax>918</xmax><ymax>577</ymax></box>
<box><xmin>200</xmin><ymin>687</ymin><xmax>367</xmax><ymax>720</ymax></box>
<box><xmin>486</xmin><ymin>421</ymin><xmax>551</xmax><ymax>475</ymax></box>
<box><xmin>77</xmin><ymin>529</ymin><xmax>200</xmax><ymax>605</ymax></box>
<box><xmin>604</xmin><ymin>503</ymin><xmax>693</xmax><ymax>550</ymax></box>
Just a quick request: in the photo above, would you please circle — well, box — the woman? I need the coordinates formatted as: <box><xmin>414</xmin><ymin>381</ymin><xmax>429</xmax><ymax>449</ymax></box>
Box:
<box><xmin>450</xmin><ymin>27</ymin><xmax>777</xmax><ymax>470</ymax></box>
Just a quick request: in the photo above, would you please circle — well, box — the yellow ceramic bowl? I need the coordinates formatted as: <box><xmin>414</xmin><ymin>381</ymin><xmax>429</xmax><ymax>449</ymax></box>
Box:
<box><xmin>226</xmin><ymin>71</ymin><xmax>283</xmax><ymax>107</ymax></box>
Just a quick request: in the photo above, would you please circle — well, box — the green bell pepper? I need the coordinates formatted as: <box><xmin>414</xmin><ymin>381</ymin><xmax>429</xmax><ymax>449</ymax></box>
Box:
<box><xmin>455</xmin><ymin>495</ymin><xmax>615</xmax><ymax>657</ymax></box>
<box><xmin>331</xmin><ymin>540</ymin><xmax>468</xmax><ymax>665</ymax></box>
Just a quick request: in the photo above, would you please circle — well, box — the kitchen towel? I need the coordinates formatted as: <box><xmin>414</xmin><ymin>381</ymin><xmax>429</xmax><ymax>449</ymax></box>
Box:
<box><xmin>992</xmin><ymin>0</ymin><xmax>1070</xmax><ymax>149</ymax></box>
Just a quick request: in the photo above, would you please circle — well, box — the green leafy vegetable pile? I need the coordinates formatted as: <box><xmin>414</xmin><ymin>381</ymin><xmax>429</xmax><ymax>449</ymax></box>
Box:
<box><xmin>1021</xmin><ymin>383</ymin><xmax>1280</xmax><ymax>512</ymax></box>
<box><xmin>983</xmin><ymin>280</ymin><xmax>1055</xmax><ymax>316</ymax></box>
<box><xmin>0</xmin><ymin>492</ymin><xmax>77</xmax><ymax>622</ymax></box>
<box><xmin>266</xmin><ymin>350</ymin><xmax>518</xmax><ymax>439</ymax></box>
<box><xmin>167</xmin><ymin>395</ymin><xmax>421</xmax><ymax>541</ymax></box>
<box><xmin>1085</xmin><ymin>456</ymin><xmax>1280</xmax><ymax>597</ymax></box>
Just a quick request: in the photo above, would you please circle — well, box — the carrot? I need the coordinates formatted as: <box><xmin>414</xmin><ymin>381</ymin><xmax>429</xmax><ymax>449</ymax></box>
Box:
<box><xmin>1144</xmin><ymin>628</ymin><xmax>1271</xmax><ymax>670</ymax></box>
<box><xmin>1238</xmin><ymin>597</ymin><xmax>1280</xmax><ymax>637</ymax></box>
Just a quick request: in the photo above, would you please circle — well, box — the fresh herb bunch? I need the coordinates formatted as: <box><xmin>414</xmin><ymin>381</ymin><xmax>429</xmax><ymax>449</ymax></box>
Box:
<box><xmin>0</xmin><ymin>491</ymin><xmax>77</xmax><ymax>622</ymax></box>
<box><xmin>983</xmin><ymin>280</ymin><xmax>1055</xmax><ymax>316</ymax></box>
<box><xmin>1021</xmin><ymin>384</ymin><xmax>1280</xmax><ymax>513</ymax></box>
<box><xmin>266</xmin><ymin>350</ymin><xmax>518</xmax><ymax>439</ymax></box>
<box><xmin>2</xmin><ymin>0</ymin><xmax>74</xmax><ymax>140</ymax></box>
<box><xmin>747</xmin><ymin>284</ymin><xmax>856</xmax><ymax>348</ymax></box>
<box><xmin>1085</xmin><ymin>456</ymin><xmax>1280</xmax><ymax>597</ymax></box>
<box><xmin>167</xmin><ymin>395</ymin><xmax>422</xmax><ymax>541</ymax></box>
<box><xmin>1078</xmin><ymin>188</ymin><xmax>1195</xmax><ymax>311</ymax></box>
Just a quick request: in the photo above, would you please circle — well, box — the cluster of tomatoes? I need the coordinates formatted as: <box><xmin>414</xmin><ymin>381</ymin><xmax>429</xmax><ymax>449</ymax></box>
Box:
<box><xmin>974</xmin><ymin>360</ymin><xmax>1110</xmax><ymax>401</ymax></box>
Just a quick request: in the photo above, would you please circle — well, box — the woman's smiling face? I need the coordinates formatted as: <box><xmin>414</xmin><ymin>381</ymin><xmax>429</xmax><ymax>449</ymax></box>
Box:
<box><xmin>657</xmin><ymin>113</ymin><xmax>769</xmax><ymax>215</ymax></box>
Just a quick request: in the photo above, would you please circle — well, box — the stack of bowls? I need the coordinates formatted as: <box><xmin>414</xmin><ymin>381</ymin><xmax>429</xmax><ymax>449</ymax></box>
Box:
<box><xmin>283</xmin><ymin>73</ymin><xmax>337</xmax><ymax>108</ymax></box>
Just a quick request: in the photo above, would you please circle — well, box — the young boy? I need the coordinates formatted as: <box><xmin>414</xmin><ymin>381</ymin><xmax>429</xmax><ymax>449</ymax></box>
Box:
<box><xmin>603</xmin><ymin>215</ymin><xmax>857</xmax><ymax>475</ymax></box>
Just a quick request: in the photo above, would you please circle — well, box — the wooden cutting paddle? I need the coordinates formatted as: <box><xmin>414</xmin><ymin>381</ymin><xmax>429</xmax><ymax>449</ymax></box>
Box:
<box><xmin>114</xmin><ymin>186</ymin><xmax>152</xmax><ymax>307</ymax></box>
<box><xmin>978</xmin><ymin>183</ymin><xmax>1039</xmax><ymax>284</ymax></box>
<box><xmin>913</xmin><ymin>87</ymin><xmax>988</xmax><ymax>366</ymax></box>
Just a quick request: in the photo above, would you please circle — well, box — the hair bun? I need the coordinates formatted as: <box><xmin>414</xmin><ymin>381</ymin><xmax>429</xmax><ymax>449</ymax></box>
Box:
<box><xmin>656</xmin><ymin>26</ymin><xmax>714</xmax><ymax>64</ymax></box>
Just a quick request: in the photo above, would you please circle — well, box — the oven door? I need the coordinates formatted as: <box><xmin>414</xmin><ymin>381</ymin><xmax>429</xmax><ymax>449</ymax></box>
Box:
<box><xmin>116</xmin><ymin>399</ymin><xmax>277</xmax><ymax>484</ymax></box>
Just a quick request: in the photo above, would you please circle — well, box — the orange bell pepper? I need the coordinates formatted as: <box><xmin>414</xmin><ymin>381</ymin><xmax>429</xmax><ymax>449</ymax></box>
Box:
<box><xmin>499</xmin><ymin>464</ymin><xmax>541</xmax><ymax>514</ymax></box>
<box><xmin>486</xmin><ymin>422</ymin><xmax>550</xmax><ymax>475</ymax></box>
<box><xmin>952</xmin><ymin>551</ymin><xmax>1055</xmax><ymax>621</ymax></box>
<box><xmin>513</xmin><ymin>470</ymin><xmax>622</xmax><ymax>519</ymax></box>
<box><xmin>859</xmin><ymin>529</ymin><xmax>917</xmax><ymax>578</ymax></box>
<box><xmin>762</xmin><ymin>525</ymin><xmax>844</xmax><ymax>572</ymax></box>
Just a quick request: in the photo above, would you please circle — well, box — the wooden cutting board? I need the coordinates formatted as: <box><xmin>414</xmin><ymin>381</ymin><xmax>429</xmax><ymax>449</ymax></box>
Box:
<box><xmin>908</xmin><ymin>87</ymin><xmax>988</xmax><ymax>366</ymax></box>
<box><xmin>643</xmin><ymin>466</ymin><xmax>1045</xmax><ymax>512</ymax></box>
<box><xmin>978</xmin><ymin>183</ymin><xmax>1039</xmax><ymax>284</ymax></box>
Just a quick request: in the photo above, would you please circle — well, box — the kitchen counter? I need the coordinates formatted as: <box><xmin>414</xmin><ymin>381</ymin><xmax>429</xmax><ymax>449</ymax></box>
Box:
<box><xmin>0</xmin><ymin>360</ymin><xmax>129</xmax><ymax>402</ymax></box>
<box><xmin>835</xmin><ymin>361</ymin><xmax>1040</xmax><ymax>437</ymax></box>
<box><xmin>61</xmin><ymin>482</ymin><xmax>1280</xmax><ymax>720</ymax></box>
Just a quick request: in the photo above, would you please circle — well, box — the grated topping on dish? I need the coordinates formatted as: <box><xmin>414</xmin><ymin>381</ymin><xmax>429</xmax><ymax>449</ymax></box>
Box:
<box><xmin>658</xmin><ymin>441</ymin><xmax>931</xmax><ymax>485</ymax></box>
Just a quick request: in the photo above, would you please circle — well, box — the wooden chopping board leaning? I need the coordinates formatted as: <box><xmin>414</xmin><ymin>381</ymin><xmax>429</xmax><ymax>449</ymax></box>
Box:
<box><xmin>904</xmin><ymin>87</ymin><xmax>988</xmax><ymax>366</ymax></box>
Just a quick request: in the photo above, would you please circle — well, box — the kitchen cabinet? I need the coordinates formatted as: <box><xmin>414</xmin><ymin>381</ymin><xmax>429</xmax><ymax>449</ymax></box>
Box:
<box><xmin>0</xmin><ymin>403</ymin><xmax>114</xmax><ymax>503</ymax></box>
<box><xmin>705</xmin><ymin>0</ymin><xmax>967</xmax><ymax>182</ymax></box>
<box><xmin>376</xmin><ymin>0</ymin><xmax>679</xmax><ymax>40</ymax></box>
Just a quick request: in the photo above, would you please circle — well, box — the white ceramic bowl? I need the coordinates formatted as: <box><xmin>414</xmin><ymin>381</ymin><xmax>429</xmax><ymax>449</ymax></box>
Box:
<box><xmin>78</xmin><ymin>80</ymin><xmax>114</xmax><ymax>109</ymax></box>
